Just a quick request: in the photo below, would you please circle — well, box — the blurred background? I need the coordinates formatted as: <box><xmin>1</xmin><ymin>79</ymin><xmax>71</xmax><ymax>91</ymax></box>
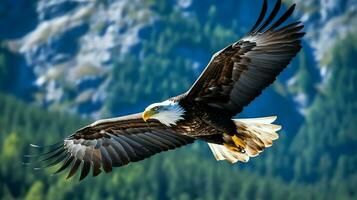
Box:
<box><xmin>0</xmin><ymin>0</ymin><xmax>356</xmax><ymax>199</ymax></box>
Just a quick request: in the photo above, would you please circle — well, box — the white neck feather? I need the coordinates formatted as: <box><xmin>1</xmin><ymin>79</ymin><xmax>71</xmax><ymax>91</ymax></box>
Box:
<box><xmin>151</xmin><ymin>100</ymin><xmax>185</xmax><ymax>127</ymax></box>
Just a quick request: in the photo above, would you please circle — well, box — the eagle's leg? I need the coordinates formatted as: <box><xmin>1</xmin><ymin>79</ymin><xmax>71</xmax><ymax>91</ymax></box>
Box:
<box><xmin>223</xmin><ymin>135</ymin><xmax>246</xmax><ymax>153</ymax></box>
<box><xmin>232</xmin><ymin>135</ymin><xmax>246</xmax><ymax>149</ymax></box>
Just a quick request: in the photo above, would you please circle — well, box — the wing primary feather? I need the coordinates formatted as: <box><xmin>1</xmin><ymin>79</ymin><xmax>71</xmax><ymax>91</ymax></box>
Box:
<box><xmin>151</xmin><ymin>131</ymin><xmax>182</xmax><ymax>147</ymax></box>
<box><xmin>30</xmin><ymin>150</ymin><xmax>67</xmax><ymax>169</ymax></box>
<box><xmin>105</xmin><ymin>145</ymin><xmax>123</xmax><ymax>167</ymax></box>
<box><xmin>66</xmin><ymin>159</ymin><xmax>82</xmax><ymax>179</ymax></box>
<box><xmin>100</xmin><ymin>148</ymin><xmax>113</xmax><ymax>173</ymax></box>
<box><xmin>249</xmin><ymin>0</ymin><xmax>267</xmax><ymax>33</ymax></box>
<box><xmin>276</xmin><ymin>21</ymin><xmax>302</xmax><ymax>32</ymax></box>
<box><xmin>266</xmin><ymin>4</ymin><xmax>296</xmax><ymax>32</ymax></box>
<box><xmin>107</xmin><ymin>138</ymin><xmax>130</xmax><ymax>165</ymax></box>
<box><xmin>281</xmin><ymin>24</ymin><xmax>304</xmax><ymax>35</ymax></box>
<box><xmin>79</xmin><ymin>148</ymin><xmax>94</xmax><ymax>180</ymax></box>
<box><xmin>92</xmin><ymin>163</ymin><xmax>102</xmax><ymax>177</ymax></box>
<box><xmin>33</xmin><ymin>152</ymin><xmax>68</xmax><ymax>170</ymax></box>
<box><xmin>39</xmin><ymin>148</ymin><xmax>66</xmax><ymax>162</ymax></box>
<box><xmin>111</xmin><ymin>135</ymin><xmax>139</xmax><ymax>161</ymax></box>
<box><xmin>43</xmin><ymin>152</ymin><xmax>69</xmax><ymax>168</ymax></box>
<box><xmin>117</xmin><ymin>135</ymin><xmax>152</xmax><ymax>156</ymax></box>
<box><xmin>24</xmin><ymin>145</ymin><xmax>64</xmax><ymax>158</ymax></box>
<box><xmin>134</xmin><ymin>134</ymin><xmax>168</xmax><ymax>150</ymax></box>
<box><xmin>27</xmin><ymin>148</ymin><xmax>64</xmax><ymax>167</ymax></box>
<box><xmin>23</xmin><ymin>147</ymin><xmax>65</xmax><ymax>166</ymax></box>
<box><xmin>128</xmin><ymin>134</ymin><xmax>165</xmax><ymax>152</ymax></box>
<box><xmin>29</xmin><ymin>141</ymin><xmax>63</xmax><ymax>149</ymax></box>
<box><xmin>91</xmin><ymin>151</ymin><xmax>102</xmax><ymax>177</ymax></box>
<box><xmin>79</xmin><ymin>161</ymin><xmax>91</xmax><ymax>181</ymax></box>
<box><xmin>54</xmin><ymin>156</ymin><xmax>74</xmax><ymax>174</ymax></box>
<box><xmin>256</xmin><ymin>0</ymin><xmax>281</xmax><ymax>33</ymax></box>
<box><xmin>146</xmin><ymin>132</ymin><xmax>177</xmax><ymax>149</ymax></box>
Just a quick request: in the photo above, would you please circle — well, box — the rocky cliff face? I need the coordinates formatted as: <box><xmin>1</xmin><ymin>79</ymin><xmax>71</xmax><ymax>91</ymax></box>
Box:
<box><xmin>295</xmin><ymin>0</ymin><xmax>357</xmax><ymax>74</ymax></box>
<box><xmin>5</xmin><ymin>0</ymin><xmax>154</xmax><ymax>116</ymax></box>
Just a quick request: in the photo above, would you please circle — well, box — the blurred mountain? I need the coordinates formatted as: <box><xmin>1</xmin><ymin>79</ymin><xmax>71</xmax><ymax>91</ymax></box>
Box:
<box><xmin>2</xmin><ymin>0</ymin><xmax>154</xmax><ymax>117</ymax></box>
<box><xmin>294</xmin><ymin>0</ymin><xmax>357</xmax><ymax>65</ymax></box>
<box><xmin>1</xmin><ymin>0</ymin><xmax>355</xmax><ymax>118</ymax></box>
<box><xmin>0</xmin><ymin>0</ymin><xmax>316</xmax><ymax>118</ymax></box>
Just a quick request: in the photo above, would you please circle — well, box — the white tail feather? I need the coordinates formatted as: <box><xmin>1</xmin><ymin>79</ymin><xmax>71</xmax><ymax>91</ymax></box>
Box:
<box><xmin>236</xmin><ymin>116</ymin><xmax>277</xmax><ymax>124</ymax></box>
<box><xmin>208</xmin><ymin>116</ymin><xmax>281</xmax><ymax>163</ymax></box>
<box><xmin>208</xmin><ymin>143</ymin><xmax>249</xmax><ymax>163</ymax></box>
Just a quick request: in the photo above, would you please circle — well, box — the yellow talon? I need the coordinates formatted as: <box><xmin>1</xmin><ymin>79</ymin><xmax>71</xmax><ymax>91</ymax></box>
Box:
<box><xmin>232</xmin><ymin>135</ymin><xmax>246</xmax><ymax>149</ymax></box>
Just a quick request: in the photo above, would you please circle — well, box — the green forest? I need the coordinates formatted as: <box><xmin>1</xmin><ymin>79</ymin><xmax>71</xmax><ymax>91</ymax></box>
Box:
<box><xmin>1</xmin><ymin>0</ymin><xmax>357</xmax><ymax>199</ymax></box>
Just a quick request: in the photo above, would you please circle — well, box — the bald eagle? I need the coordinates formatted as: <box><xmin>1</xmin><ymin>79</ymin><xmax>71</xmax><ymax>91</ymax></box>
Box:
<box><xmin>27</xmin><ymin>0</ymin><xmax>304</xmax><ymax>180</ymax></box>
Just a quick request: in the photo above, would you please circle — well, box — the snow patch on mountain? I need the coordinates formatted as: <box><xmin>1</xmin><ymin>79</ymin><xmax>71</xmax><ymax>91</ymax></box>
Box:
<box><xmin>296</xmin><ymin>0</ymin><xmax>357</xmax><ymax>68</ymax></box>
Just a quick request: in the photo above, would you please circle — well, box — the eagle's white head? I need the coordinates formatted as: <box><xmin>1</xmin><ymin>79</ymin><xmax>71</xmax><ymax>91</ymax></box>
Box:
<box><xmin>142</xmin><ymin>100</ymin><xmax>185</xmax><ymax>127</ymax></box>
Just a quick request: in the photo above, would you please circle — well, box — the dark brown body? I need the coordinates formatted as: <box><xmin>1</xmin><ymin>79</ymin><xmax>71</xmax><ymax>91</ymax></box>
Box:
<box><xmin>169</xmin><ymin>94</ymin><xmax>237</xmax><ymax>144</ymax></box>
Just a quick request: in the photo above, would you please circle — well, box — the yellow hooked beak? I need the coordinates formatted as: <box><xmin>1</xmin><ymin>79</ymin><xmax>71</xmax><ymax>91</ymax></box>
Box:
<box><xmin>142</xmin><ymin>109</ymin><xmax>156</xmax><ymax>122</ymax></box>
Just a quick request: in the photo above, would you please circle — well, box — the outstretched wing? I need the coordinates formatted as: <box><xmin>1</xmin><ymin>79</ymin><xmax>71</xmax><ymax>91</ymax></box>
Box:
<box><xmin>25</xmin><ymin>113</ymin><xmax>194</xmax><ymax>180</ymax></box>
<box><xmin>186</xmin><ymin>0</ymin><xmax>304</xmax><ymax>116</ymax></box>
